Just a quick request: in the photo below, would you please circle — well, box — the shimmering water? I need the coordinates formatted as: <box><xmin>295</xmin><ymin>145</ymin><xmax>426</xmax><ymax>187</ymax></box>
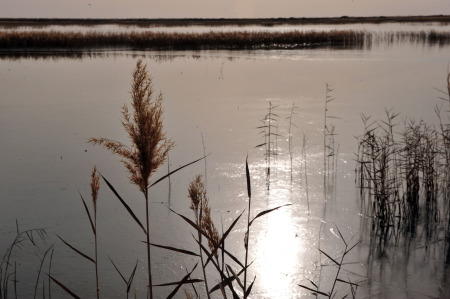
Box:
<box><xmin>1</xmin><ymin>31</ymin><xmax>450</xmax><ymax>298</ymax></box>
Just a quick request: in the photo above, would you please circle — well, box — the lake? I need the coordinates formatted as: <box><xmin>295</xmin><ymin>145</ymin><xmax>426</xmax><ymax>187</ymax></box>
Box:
<box><xmin>1</xmin><ymin>22</ymin><xmax>450</xmax><ymax>298</ymax></box>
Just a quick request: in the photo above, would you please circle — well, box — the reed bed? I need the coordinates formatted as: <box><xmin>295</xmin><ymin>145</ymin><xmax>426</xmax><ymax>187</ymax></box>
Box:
<box><xmin>355</xmin><ymin>104</ymin><xmax>450</xmax><ymax>235</ymax></box>
<box><xmin>0</xmin><ymin>30</ymin><xmax>369</xmax><ymax>50</ymax></box>
<box><xmin>2</xmin><ymin>29</ymin><xmax>450</xmax><ymax>52</ymax></box>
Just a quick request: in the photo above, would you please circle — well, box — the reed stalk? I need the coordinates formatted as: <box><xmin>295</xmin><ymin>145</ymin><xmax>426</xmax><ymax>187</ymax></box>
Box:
<box><xmin>286</xmin><ymin>103</ymin><xmax>298</xmax><ymax>183</ymax></box>
<box><xmin>89</xmin><ymin>59</ymin><xmax>174</xmax><ymax>298</ymax></box>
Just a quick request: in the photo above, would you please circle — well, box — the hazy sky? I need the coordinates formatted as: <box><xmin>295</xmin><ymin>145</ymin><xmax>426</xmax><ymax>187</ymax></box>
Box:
<box><xmin>1</xmin><ymin>0</ymin><xmax>450</xmax><ymax>19</ymax></box>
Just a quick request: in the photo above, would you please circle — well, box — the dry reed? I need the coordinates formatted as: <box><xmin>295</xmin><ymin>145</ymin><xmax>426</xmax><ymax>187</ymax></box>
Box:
<box><xmin>0</xmin><ymin>30</ymin><xmax>369</xmax><ymax>50</ymax></box>
<box><xmin>89</xmin><ymin>59</ymin><xmax>174</xmax><ymax>299</ymax></box>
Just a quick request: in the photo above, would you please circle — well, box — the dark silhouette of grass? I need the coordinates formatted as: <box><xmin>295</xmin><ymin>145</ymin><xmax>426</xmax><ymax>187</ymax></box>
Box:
<box><xmin>2</xmin><ymin>29</ymin><xmax>450</xmax><ymax>51</ymax></box>
<box><xmin>0</xmin><ymin>30</ymin><xmax>370</xmax><ymax>50</ymax></box>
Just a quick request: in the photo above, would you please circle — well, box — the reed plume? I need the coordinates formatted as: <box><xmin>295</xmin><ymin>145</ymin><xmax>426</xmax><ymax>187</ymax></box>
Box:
<box><xmin>188</xmin><ymin>175</ymin><xmax>220</xmax><ymax>260</ymax></box>
<box><xmin>187</xmin><ymin>175</ymin><xmax>211</xmax><ymax>298</ymax></box>
<box><xmin>89</xmin><ymin>59</ymin><xmax>174</xmax><ymax>299</ymax></box>
<box><xmin>200</xmin><ymin>197</ymin><xmax>221</xmax><ymax>261</ymax></box>
<box><xmin>91</xmin><ymin>166</ymin><xmax>100</xmax><ymax>299</ymax></box>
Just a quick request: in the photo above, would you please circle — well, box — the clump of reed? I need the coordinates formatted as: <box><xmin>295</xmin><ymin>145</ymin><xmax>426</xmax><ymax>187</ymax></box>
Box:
<box><xmin>1</xmin><ymin>221</ymin><xmax>49</xmax><ymax>299</ymax></box>
<box><xmin>0</xmin><ymin>29</ymin><xmax>369</xmax><ymax>50</ymax></box>
<box><xmin>164</xmin><ymin>158</ymin><xmax>291</xmax><ymax>298</ymax></box>
<box><xmin>355</xmin><ymin>101</ymin><xmax>450</xmax><ymax>235</ymax></box>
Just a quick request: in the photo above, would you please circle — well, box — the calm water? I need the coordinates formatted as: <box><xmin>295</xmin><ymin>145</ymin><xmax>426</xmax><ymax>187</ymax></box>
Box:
<box><xmin>1</xmin><ymin>25</ymin><xmax>450</xmax><ymax>298</ymax></box>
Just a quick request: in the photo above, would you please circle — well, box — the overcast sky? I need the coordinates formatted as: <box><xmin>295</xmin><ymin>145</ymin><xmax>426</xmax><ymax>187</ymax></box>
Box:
<box><xmin>1</xmin><ymin>0</ymin><xmax>450</xmax><ymax>19</ymax></box>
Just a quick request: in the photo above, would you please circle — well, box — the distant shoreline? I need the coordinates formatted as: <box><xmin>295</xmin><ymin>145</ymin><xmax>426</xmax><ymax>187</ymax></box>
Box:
<box><xmin>1</xmin><ymin>15</ymin><xmax>450</xmax><ymax>27</ymax></box>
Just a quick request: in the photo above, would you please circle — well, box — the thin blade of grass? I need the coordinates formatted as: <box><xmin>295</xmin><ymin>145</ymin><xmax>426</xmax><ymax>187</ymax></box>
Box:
<box><xmin>101</xmin><ymin>175</ymin><xmax>147</xmax><ymax>235</ymax></box>
<box><xmin>335</xmin><ymin>278</ymin><xmax>359</xmax><ymax>286</ymax></box>
<box><xmin>127</xmin><ymin>261</ymin><xmax>138</xmax><ymax>292</ymax></box>
<box><xmin>165</xmin><ymin>263</ymin><xmax>198</xmax><ymax>299</ymax></box>
<box><xmin>307</xmin><ymin>279</ymin><xmax>318</xmax><ymax>289</ymax></box>
<box><xmin>79</xmin><ymin>192</ymin><xmax>96</xmax><ymax>235</ymax></box>
<box><xmin>246</xmin><ymin>157</ymin><xmax>251</xmax><ymax>199</ymax></box>
<box><xmin>210</xmin><ymin>261</ymin><xmax>253</xmax><ymax>294</ymax></box>
<box><xmin>298</xmin><ymin>284</ymin><xmax>329</xmax><ymax>297</ymax></box>
<box><xmin>57</xmin><ymin>235</ymin><xmax>94</xmax><ymax>264</ymax></box>
<box><xmin>226</xmin><ymin>265</ymin><xmax>244</xmax><ymax>290</ymax></box>
<box><xmin>318</xmin><ymin>247</ymin><xmax>340</xmax><ymax>266</ymax></box>
<box><xmin>108</xmin><ymin>257</ymin><xmax>127</xmax><ymax>284</ymax></box>
<box><xmin>48</xmin><ymin>249</ymin><xmax>54</xmax><ymax>299</ymax></box>
<box><xmin>244</xmin><ymin>276</ymin><xmax>256</xmax><ymax>298</ymax></box>
<box><xmin>249</xmin><ymin>204</ymin><xmax>292</xmax><ymax>226</ymax></box>
<box><xmin>335</xmin><ymin>226</ymin><xmax>347</xmax><ymax>247</ymax></box>
<box><xmin>220</xmin><ymin>210</ymin><xmax>244</xmax><ymax>247</ymax></box>
<box><xmin>344</xmin><ymin>242</ymin><xmax>359</xmax><ymax>256</ymax></box>
<box><xmin>48</xmin><ymin>276</ymin><xmax>81</xmax><ymax>299</ymax></box>
<box><xmin>149</xmin><ymin>243</ymin><xmax>199</xmax><ymax>257</ymax></box>
<box><xmin>153</xmin><ymin>279</ymin><xmax>203</xmax><ymax>287</ymax></box>
<box><xmin>149</xmin><ymin>155</ymin><xmax>208</xmax><ymax>188</ymax></box>
<box><xmin>170</xmin><ymin>209</ymin><xmax>205</xmax><ymax>237</ymax></box>
<box><xmin>34</xmin><ymin>245</ymin><xmax>53</xmax><ymax>299</ymax></box>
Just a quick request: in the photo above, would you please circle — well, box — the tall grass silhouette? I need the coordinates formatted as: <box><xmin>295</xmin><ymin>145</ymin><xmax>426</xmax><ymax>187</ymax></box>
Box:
<box><xmin>89</xmin><ymin>59</ymin><xmax>174</xmax><ymax>298</ymax></box>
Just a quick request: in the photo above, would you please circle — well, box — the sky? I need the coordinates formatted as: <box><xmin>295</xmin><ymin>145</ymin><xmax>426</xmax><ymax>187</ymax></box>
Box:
<box><xmin>1</xmin><ymin>0</ymin><xmax>450</xmax><ymax>19</ymax></box>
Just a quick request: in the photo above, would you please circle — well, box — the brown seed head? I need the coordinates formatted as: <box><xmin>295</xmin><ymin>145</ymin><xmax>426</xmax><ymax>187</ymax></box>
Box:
<box><xmin>200</xmin><ymin>196</ymin><xmax>221</xmax><ymax>260</ymax></box>
<box><xmin>89</xmin><ymin>59</ymin><xmax>174</xmax><ymax>194</ymax></box>
<box><xmin>188</xmin><ymin>175</ymin><xmax>205</xmax><ymax>217</ymax></box>
<box><xmin>91</xmin><ymin>165</ymin><xmax>100</xmax><ymax>211</ymax></box>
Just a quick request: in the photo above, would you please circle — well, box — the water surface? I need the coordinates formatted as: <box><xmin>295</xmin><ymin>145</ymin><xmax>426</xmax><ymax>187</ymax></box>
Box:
<box><xmin>0</xmin><ymin>33</ymin><xmax>450</xmax><ymax>298</ymax></box>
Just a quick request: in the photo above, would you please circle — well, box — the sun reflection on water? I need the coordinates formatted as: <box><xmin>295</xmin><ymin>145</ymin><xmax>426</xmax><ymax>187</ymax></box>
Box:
<box><xmin>250</xmin><ymin>183</ymin><xmax>307</xmax><ymax>298</ymax></box>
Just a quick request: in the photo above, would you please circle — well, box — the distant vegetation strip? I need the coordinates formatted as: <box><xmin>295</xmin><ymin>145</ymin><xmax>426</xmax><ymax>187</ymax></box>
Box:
<box><xmin>1</xmin><ymin>15</ymin><xmax>450</xmax><ymax>27</ymax></box>
<box><xmin>1</xmin><ymin>30</ymin><xmax>450</xmax><ymax>51</ymax></box>
<box><xmin>0</xmin><ymin>30</ymin><xmax>368</xmax><ymax>50</ymax></box>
